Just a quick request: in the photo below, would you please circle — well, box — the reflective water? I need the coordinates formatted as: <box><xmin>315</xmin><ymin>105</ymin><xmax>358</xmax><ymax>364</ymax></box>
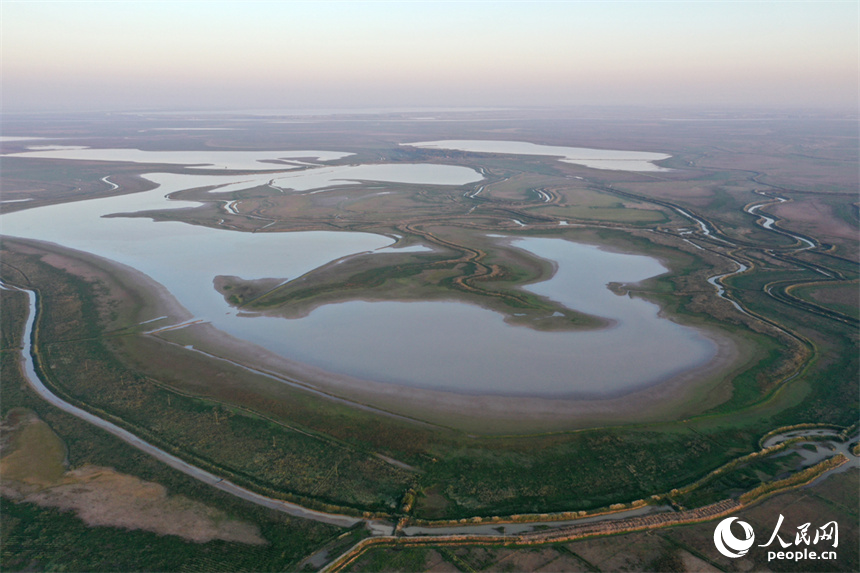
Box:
<box><xmin>0</xmin><ymin>161</ymin><xmax>482</xmax><ymax>341</ymax></box>
<box><xmin>2</xmin><ymin>150</ymin><xmax>714</xmax><ymax>397</ymax></box>
<box><xmin>1</xmin><ymin>173</ymin><xmax>394</xmax><ymax>323</ymax></box>
<box><xmin>405</xmin><ymin>139</ymin><xmax>672</xmax><ymax>171</ymax></box>
<box><xmin>5</xmin><ymin>147</ymin><xmax>353</xmax><ymax>171</ymax></box>
<box><xmin>252</xmin><ymin>238</ymin><xmax>715</xmax><ymax>396</ymax></box>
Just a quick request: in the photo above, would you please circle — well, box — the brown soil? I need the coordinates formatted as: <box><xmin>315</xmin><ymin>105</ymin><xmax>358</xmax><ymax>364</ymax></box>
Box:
<box><xmin>0</xmin><ymin>409</ymin><xmax>265</xmax><ymax>545</ymax></box>
<box><xmin>5</xmin><ymin>236</ymin><xmax>748</xmax><ymax>433</ymax></box>
<box><xmin>24</xmin><ymin>466</ymin><xmax>266</xmax><ymax>545</ymax></box>
<box><xmin>804</xmin><ymin>281</ymin><xmax>859</xmax><ymax>308</ymax></box>
<box><xmin>773</xmin><ymin>198</ymin><xmax>857</xmax><ymax>244</ymax></box>
<box><xmin>158</xmin><ymin>317</ymin><xmax>746</xmax><ymax>434</ymax></box>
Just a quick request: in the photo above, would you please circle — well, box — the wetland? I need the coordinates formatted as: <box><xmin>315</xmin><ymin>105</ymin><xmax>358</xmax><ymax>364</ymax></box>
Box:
<box><xmin>1</xmin><ymin>109</ymin><xmax>856</xmax><ymax>571</ymax></box>
<box><xmin>1</xmin><ymin>145</ymin><xmax>721</xmax><ymax>407</ymax></box>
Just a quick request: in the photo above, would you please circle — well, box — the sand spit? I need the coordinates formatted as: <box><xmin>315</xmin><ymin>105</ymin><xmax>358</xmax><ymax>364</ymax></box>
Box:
<box><xmin>3</xmin><ymin>237</ymin><xmax>746</xmax><ymax>434</ymax></box>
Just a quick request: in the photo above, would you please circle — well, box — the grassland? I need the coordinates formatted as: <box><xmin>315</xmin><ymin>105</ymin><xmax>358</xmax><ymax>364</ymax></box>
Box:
<box><xmin>342</xmin><ymin>469</ymin><xmax>858</xmax><ymax>573</ymax></box>
<box><xmin>1</xmin><ymin>109</ymin><xmax>857</xmax><ymax>571</ymax></box>
<box><xmin>0</xmin><ymin>275</ymin><xmax>347</xmax><ymax>572</ymax></box>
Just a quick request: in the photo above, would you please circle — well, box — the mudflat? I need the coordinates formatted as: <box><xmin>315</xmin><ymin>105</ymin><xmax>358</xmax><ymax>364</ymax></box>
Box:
<box><xmin>4</xmin><ymin>237</ymin><xmax>747</xmax><ymax>433</ymax></box>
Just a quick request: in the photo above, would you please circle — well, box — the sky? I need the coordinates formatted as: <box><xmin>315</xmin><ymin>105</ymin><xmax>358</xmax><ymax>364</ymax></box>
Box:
<box><xmin>2</xmin><ymin>1</ymin><xmax>857</xmax><ymax>113</ymax></box>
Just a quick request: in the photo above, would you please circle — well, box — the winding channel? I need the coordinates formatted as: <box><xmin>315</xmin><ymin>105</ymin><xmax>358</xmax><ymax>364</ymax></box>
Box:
<box><xmin>0</xmin><ymin>277</ymin><xmax>730</xmax><ymax>546</ymax></box>
<box><xmin>2</xmin><ymin>144</ymin><xmax>853</xmax><ymax>563</ymax></box>
<box><xmin>2</xmin><ymin>279</ymin><xmax>392</xmax><ymax>533</ymax></box>
<box><xmin>6</xmin><ymin>273</ymin><xmax>856</xmax><ymax>548</ymax></box>
<box><xmin>0</xmin><ymin>268</ymin><xmax>709</xmax><ymax>538</ymax></box>
<box><xmin>748</xmin><ymin>192</ymin><xmax>815</xmax><ymax>250</ymax></box>
<box><xmin>4</xmin><ymin>271</ymin><xmax>687</xmax><ymax>537</ymax></box>
<box><xmin>588</xmin><ymin>179</ymin><xmax>843</xmax><ymax>333</ymax></box>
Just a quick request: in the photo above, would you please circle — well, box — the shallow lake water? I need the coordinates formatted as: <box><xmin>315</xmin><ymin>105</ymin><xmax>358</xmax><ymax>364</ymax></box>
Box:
<box><xmin>405</xmin><ymin>139</ymin><xmax>672</xmax><ymax>171</ymax></box>
<box><xmin>1</xmin><ymin>147</ymin><xmax>713</xmax><ymax>398</ymax></box>
<box><xmin>5</xmin><ymin>147</ymin><xmax>354</xmax><ymax>171</ymax></box>
<box><xmin>0</xmin><ymin>162</ymin><xmax>481</xmax><ymax>321</ymax></box>
<box><xmin>239</xmin><ymin>238</ymin><xmax>715</xmax><ymax>397</ymax></box>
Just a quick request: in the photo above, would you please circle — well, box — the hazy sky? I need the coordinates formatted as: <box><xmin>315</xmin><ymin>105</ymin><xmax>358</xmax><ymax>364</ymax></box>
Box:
<box><xmin>2</xmin><ymin>1</ymin><xmax>857</xmax><ymax>112</ymax></box>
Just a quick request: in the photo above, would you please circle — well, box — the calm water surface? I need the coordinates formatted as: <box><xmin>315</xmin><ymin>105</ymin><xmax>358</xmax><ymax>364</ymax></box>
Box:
<box><xmin>1</xmin><ymin>149</ymin><xmax>712</xmax><ymax>397</ymax></box>
<box><xmin>252</xmin><ymin>238</ymin><xmax>715</xmax><ymax>396</ymax></box>
<box><xmin>5</xmin><ymin>147</ymin><xmax>353</xmax><ymax>171</ymax></box>
<box><xmin>0</xmin><ymin>162</ymin><xmax>480</xmax><ymax>320</ymax></box>
<box><xmin>405</xmin><ymin>140</ymin><xmax>672</xmax><ymax>171</ymax></box>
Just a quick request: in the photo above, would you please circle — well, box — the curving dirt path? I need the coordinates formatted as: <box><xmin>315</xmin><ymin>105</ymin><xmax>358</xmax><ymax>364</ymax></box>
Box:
<box><xmin>2</xmin><ymin>279</ymin><xmax>392</xmax><ymax>533</ymax></box>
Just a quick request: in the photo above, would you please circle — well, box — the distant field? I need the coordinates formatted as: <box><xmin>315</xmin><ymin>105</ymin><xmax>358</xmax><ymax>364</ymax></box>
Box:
<box><xmin>789</xmin><ymin>280</ymin><xmax>859</xmax><ymax>321</ymax></box>
<box><xmin>1</xmin><ymin>109</ymin><xmax>857</xmax><ymax>571</ymax></box>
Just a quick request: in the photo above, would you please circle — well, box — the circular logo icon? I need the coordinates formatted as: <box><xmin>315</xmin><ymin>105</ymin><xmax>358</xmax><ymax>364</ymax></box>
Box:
<box><xmin>714</xmin><ymin>517</ymin><xmax>755</xmax><ymax>558</ymax></box>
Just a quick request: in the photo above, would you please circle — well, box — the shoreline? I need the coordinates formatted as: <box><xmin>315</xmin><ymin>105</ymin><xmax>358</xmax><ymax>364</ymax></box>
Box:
<box><xmin>164</xmin><ymin>317</ymin><xmax>743</xmax><ymax>433</ymax></box>
<box><xmin>1</xmin><ymin>237</ymin><xmax>750</xmax><ymax>433</ymax></box>
<box><xmin>3</xmin><ymin>234</ymin><xmax>751</xmax><ymax>434</ymax></box>
<box><xmin>6</xmin><ymin>255</ymin><xmax>852</xmax><ymax>552</ymax></box>
<box><xmin>0</xmin><ymin>272</ymin><xmax>382</xmax><ymax>530</ymax></box>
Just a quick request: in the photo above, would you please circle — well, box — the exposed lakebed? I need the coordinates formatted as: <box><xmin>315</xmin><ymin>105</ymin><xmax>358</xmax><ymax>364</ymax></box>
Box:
<box><xmin>2</xmin><ymin>145</ymin><xmax>715</xmax><ymax>399</ymax></box>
